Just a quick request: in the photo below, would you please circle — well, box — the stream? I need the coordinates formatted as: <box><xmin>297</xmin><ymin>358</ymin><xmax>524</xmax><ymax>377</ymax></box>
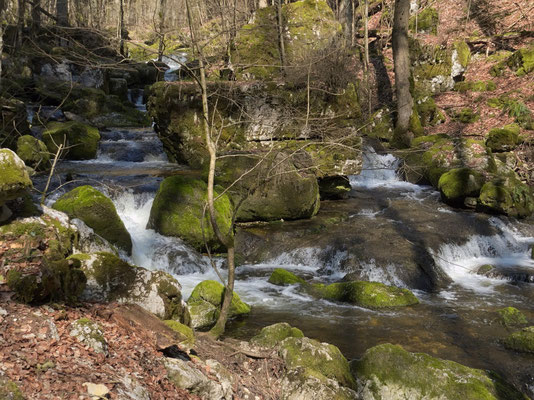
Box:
<box><xmin>33</xmin><ymin>90</ymin><xmax>534</xmax><ymax>396</ymax></box>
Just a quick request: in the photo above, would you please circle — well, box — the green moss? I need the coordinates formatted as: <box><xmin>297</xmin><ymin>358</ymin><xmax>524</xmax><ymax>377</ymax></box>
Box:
<box><xmin>416</xmin><ymin>97</ymin><xmax>445</xmax><ymax>127</ymax></box>
<box><xmin>147</xmin><ymin>176</ymin><xmax>233</xmax><ymax>253</ymax></box>
<box><xmin>251</xmin><ymin>322</ymin><xmax>304</xmax><ymax>347</ymax></box>
<box><xmin>188</xmin><ymin>298</ymin><xmax>220</xmax><ymax>329</ymax></box>
<box><xmin>410</xmin><ymin>7</ymin><xmax>439</xmax><ymax>35</ymax></box>
<box><xmin>268</xmin><ymin>269</ymin><xmax>306</xmax><ymax>286</ymax></box>
<box><xmin>188</xmin><ymin>280</ymin><xmax>250</xmax><ymax>316</ymax></box>
<box><xmin>53</xmin><ymin>186</ymin><xmax>132</xmax><ymax>254</ymax></box>
<box><xmin>353</xmin><ymin>343</ymin><xmax>527</xmax><ymax>400</ymax></box>
<box><xmin>310</xmin><ymin>281</ymin><xmax>419</xmax><ymax>309</ymax></box>
<box><xmin>454</xmin><ymin>80</ymin><xmax>496</xmax><ymax>92</ymax></box>
<box><xmin>280</xmin><ymin>337</ymin><xmax>356</xmax><ymax>389</ymax></box>
<box><xmin>451</xmin><ymin>108</ymin><xmax>479</xmax><ymax>123</ymax></box>
<box><xmin>506</xmin><ymin>45</ymin><xmax>534</xmax><ymax>76</ymax></box>
<box><xmin>42</xmin><ymin>121</ymin><xmax>100</xmax><ymax>160</ymax></box>
<box><xmin>478</xmin><ymin>178</ymin><xmax>534</xmax><ymax>218</ymax></box>
<box><xmin>486</xmin><ymin>124</ymin><xmax>520</xmax><ymax>152</ymax></box>
<box><xmin>164</xmin><ymin>320</ymin><xmax>195</xmax><ymax>347</ymax></box>
<box><xmin>0</xmin><ymin>378</ymin><xmax>25</xmax><ymax>400</ymax></box>
<box><xmin>0</xmin><ymin>149</ymin><xmax>32</xmax><ymax>205</ymax></box>
<box><xmin>438</xmin><ymin>168</ymin><xmax>485</xmax><ymax>205</ymax></box>
<box><xmin>454</xmin><ymin>40</ymin><xmax>471</xmax><ymax>69</ymax></box>
<box><xmin>367</xmin><ymin>108</ymin><xmax>393</xmax><ymax>141</ymax></box>
<box><xmin>503</xmin><ymin>326</ymin><xmax>534</xmax><ymax>353</ymax></box>
<box><xmin>16</xmin><ymin>135</ymin><xmax>50</xmax><ymax>171</ymax></box>
<box><xmin>477</xmin><ymin>264</ymin><xmax>495</xmax><ymax>275</ymax></box>
<box><xmin>497</xmin><ymin>307</ymin><xmax>528</xmax><ymax>327</ymax></box>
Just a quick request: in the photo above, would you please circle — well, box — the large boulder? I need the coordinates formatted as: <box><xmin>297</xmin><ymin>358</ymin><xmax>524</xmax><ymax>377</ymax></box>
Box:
<box><xmin>251</xmin><ymin>322</ymin><xmax>304</xmax><ymax>348</ymax></box>
<box><xmin>52</xmin><ymin>186</ymin><xmax>132</xmax><ymax>254</ymax></box>
<box><xmin>502</xmin><ymin>326</ymin><xmax>534</xmax><ymax>354</ymax></box>
<box><xmin>477</xmin><ymin>177</ymin><xmax>534</xmax><ymax>219</ymax></box>
<box><xmin>69</xmin><ymin>252</ymin><xmax>190</xmax><ymax>323</ymax></box>
<box><xmin>16</xmin><ymin>135</ymin><xmax>50</xmax><ymax>171</ymax></box>
<box><xmin>147</xmin><ymin>176</ymin><xmax>233</xmax><ymax>253</ymax></box>
<box><xmin>352</xmin><ymin>343</ymin><xmax>527</xmax><ymax>400</ymax></box>
<box><xmin>437</xmin><ymin>168</ymin><xmax>486</xmax><ymax>207</ymax></box>
<box><xmin>486</xmin><ymin>124</ymin><xmax>521</xmax><ymax>152</ymax></box>
<box><xmin>187</xmin><ymin>280</ymin><xmax>250</xmax><ymax>329</ymax></box>
<box><xmin>42</xmin><ymin>121</ymin><xmax>100</xmax><ymax>160</ymax></box>
<box><xmin>0</xmin><ymin>149</ymin><xmax>32</xmax><ymax>207</ymax></box>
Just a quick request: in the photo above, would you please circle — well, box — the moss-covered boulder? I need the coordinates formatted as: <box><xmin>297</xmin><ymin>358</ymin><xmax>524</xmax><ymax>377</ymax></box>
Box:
<box><xmin>311</xmin><ymin>281</ymin><xmax>419</xmax><ymax>309</ymax></box>
<box><xmin>16</xmin><ymin>135</ymin><xmax>50</xmax><ymax>171</ymax></box>
<box><xmin>506</xmin><ymin>45</ymin><xmax>534</xmax><ymax>76</ymax></box>
<box><xmin>438</xmin><ymin>168</ymin><xmax>485</xmax><ymax>206</ymax></box>
<box><xmin>0</xmin><ymin>149</ymin><xmax>32</xmax><ymax>206</ymax></box>
<box><xmin>187</xmin><ymin>280</ymin><xmax>250</xmax><ymax>329</ymax></box>
<box><xmin>352</xmin><ymin>343</ymin><xmax>527</xmax><ymax>400</ymax></box>
<box><xmin>164</xmin><ymin>320</ymin><xmax>195</xmax><ymax>348</ymax></box>
<box><xmin>42</xmin><ymin>121</ymin><xmax>100</xmax><ymax>160</ymax></box>
<box><xmin>367</xmin><ymin>108</ymin><xmax>394</xmax><ymax>141</ymax></box>
<box><xmin>409</xmin><ymin>7</ymin><xmax>439</xmax><ymax>35</ymax></box>
<box><xmin>0</xmin><ymin>377</ymin><xmax>24</xmax><ymax>400</ymax></box>
<box><xmin>415</xmin><ymin>97</ymin><xmax>445</xmax><ymax>127</ymax></box>
<box><xmin>502</xmin><ymin>326</ymin><xmax>534</xmax><ymax>354</ymax></box>
<box><xmin>454</xmin><ymin>80</ymin><xmax>496</xmax><ymax>92</ymax></box>
<box><xmin>147</xmin><ymin>176</ymin><xmax>233</xmax><ymax>253</ymax></box>
<box><xmin>280</xmin><ymin>337</ymin><xmax>356</xmax><ymax>389</ymax></box>
<box><xmin>251</xmin><ymin>322</ymin><xmax>304</xmax><ymax>348</ymax></box>
<box><xmin>318</xmin><ymin>176</ymin><xmax>352</xmax><ymax>200</ymax></box>
<box><xmin>477</xmin><ymin>177</ymin><xmax>534</xmax><ymax>218</ymax></box>
<box><xmin>450</xmin><ymin>108</ymin><xmax>479</xmax><ymax>123</ymax></box>
<box><xmin>52</xmin><ymin>186</ymin><xmax>132</xmax><ymax>254</ymax></box>
<box><xmin>69</xmin><ymin>318</ymin><xmax>108</xmax><ymax>355</ymax></box>
<box><xmin>497</xmin><ymin>307</ymin><xmax>528</xmax><ymax>327</ymax></box>
<box><xmin>486</xmin><ymin>124</ymin><xmax>521</xmax><ymax>152</ymax></box>
<box><xmin>268</xmin><ymin>268</ymin><xmax>306</xmax><ymax>286</ymax></box>
<box><xmin>0</xmin><ymin>96</ymin><xmax>30</xmax><ymax>150</ymax></box>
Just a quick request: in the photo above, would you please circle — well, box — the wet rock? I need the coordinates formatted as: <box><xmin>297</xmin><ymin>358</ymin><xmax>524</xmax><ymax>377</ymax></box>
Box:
<box><xmin>268</xmin><ymin>269</ymin><xmax>306</xmax><ymax>286</ymax></box>
<box><xmin>147</xmin><ymin>176</ymin><xmax>233</xmax><ymax>253</ymax></box>
<box><xmin>42</xmin><ymin>121</ymin><xmax>100</xmax><ymax>160</ymax></box>
<box><xmin>438</xmin><ymin>168</ymin><xmax>485</xmax><ymax>206</ymax></box>
<box><xmin>187</xmin><ymin>280</ymin><xmax>250</xmax><ymax>329</ymax></box>
<box><xmin>477</xmin><ymin>177</ymin><xmax>534</xmax><ymax>219</ymax></box>
<box><xmin>318</xmin><ymin>176</ymin><xmax>352</xmax><ymax>200</ymax></box>
<box><xmin>251</xmin><ymin>323</ymin><xmax>304</xmax><ymax>348</ymax></box>
<box><xmin>503</xmin><ymin>326</ymin><xmax>534</xmax><ymax>354</ymax></box>
<box><xmin>16</xmin><ymin>135</ymin><xmax>50</xmax><ymax>171</ymax></box>
<box><xmin>352</xmin><ymin>343</ymin><xmax>527</xmax><ymax>400</ymax></box>
<box><xmin>53</xmin><ymin>186</ymin><xmax>132</xmax><ymax>254</ymax></box>
<box><xmin>70</xmin><ymin>252</ymin><xmax>190</xmax><ymax>322</ymax></box>
<box><xmin>497</xmin><ymin>307</ymin><xmax>528</xmax><ymax>327</ymax></box>
<box><xmin>70</xmin><ymin>318</ymin><xmax>108</xmax><ymax>355</ymax></box>
<box><xmin>486</xmin><ymin>124</ymin><xmax>521</xmax><ymax>152</ymax></box>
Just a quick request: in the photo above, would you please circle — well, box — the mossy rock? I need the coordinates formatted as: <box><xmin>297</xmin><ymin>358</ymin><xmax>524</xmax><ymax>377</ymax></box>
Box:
<box><xmin>352</xmin><ymin>343</ymin><xmax>527</xmax><ymax>399</ymax></box>
<box><xmin>42</xmin><ymin>121</ymin><xmax>100</xmax><ymax>160</ymax></box>
<box><xmin>16</xmin><ymin>135</ymin><xmax>50</xmax><ymax>171</ymax></box>
<box><xmin>503</xmin><ymin>326</ymin><xmax>534</xmax><ymax>354</ymax></box>
<box><xmin>454</xmin><ymin>80</ymin><xmax>496</xmax><ymax>92</ymax></box>
<box><xmin>477</xmin><ymin>177</ymin><xmax>534</xmax><ymax>218</ymax></box>
<box><xmin>69</xmin><ymin>317</ymin><xmax>108</xmax><ymax>355</ymax></box>
<box><xmin>366</xmin><ymin>108</ymin><xmax>393</xmax><ymax>141</ymax></box>
<box><xmin>0</xmin><ymin>149</ymin><xmax>32</xmax><ymax>205</ymax></box>
<box><xmin>188</xmin><ymin>298</ymin><xmax>220</xmax><ymax>329</ymax></box>
<box><xmin>497</xmin><ymin>307</ymin><xmax>528</xmax><ymax>327</ymax></box>
<box><xmin>450</xmin><ymin>108</ymin><xmax>479</xmax><ymax>123</ymax></box>
<box><xmin>53</xmin><ymin>186</ymin><xmax>132</xmax><ymax>254</ymax></box>
<box><xmin>415</xmin><ymin>97</ymin><xmax>445</xmax><ymax>127</ymax></box>
<box><xmin>318</xmin><ymin>176</ymin><xmax>352</xmax><ymax>200</ymax></box>
<box><xmin>506</xmin><ymin>45</ymin><xmax>534</xmax><ymax>76</ymax></box>
<box><xmin>486</xmin><ymin>124</ymin><xmax>520</xmax><ymax>152</ymax></box>
<box><xmin>454</xmin><ymin>40</ymin><xmax>471</xmax><ymax>69</ymax></box>
<box><xmin>311</xmin><ymin>281</ymin><xmax>419</xmax><ymax>309</ymax></box>
<box><xmin>188</xmin><ymin>280</ymin><xmax>250</xmax><ymax>316</ymax></box>
<box><xmin>280</xmin><ymin>336</ymin><xmax>356</xmax><ymax>390</ymax></box>
<box><xmin>410</xmin><ymin>7</ymin><xmax>439</xmax><ymax>35</ymax></box>
<box><xmin>0</xmin><ymin>377</ymin><xmax>25</xmax><ymax>400</ymax></box>
<box><xmin>164</xmin><ymin>320</ymin><xmax>195</xmax><ymax>347</ymax></box>
<box><xmin>147</xmin><ymin>176</ymin><xmax>233</xmax><ymax>253</ymax></box>
<box><xmin>108</xmin><ymin>77</ymin><xmax>128</xmax><ymax>101</ymax></box>
<box><xmin>438</xmin><ymin>168</ymin><xmax>485</xmax><ymax>206</ymax></box>
<box><xmin>268</xmin><ymin>268</ymin><xmax>307</xmax><ymax>286</ymax></box>
<box><xmin>251</xmin><ymin>322</ymin><xmax>304</xmax><ymax>348</ymax></box>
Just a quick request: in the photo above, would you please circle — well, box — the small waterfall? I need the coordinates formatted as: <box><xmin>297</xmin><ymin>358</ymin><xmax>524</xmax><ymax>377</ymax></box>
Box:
<box><xmin>159</xmin><ymin>53</ymin><xmax>187</xmax><ymax>82</ymax></box>
<box><xmin>128</xmin><ymin>89</ymin><xmax>147</xmax><ymax>112</ymax></box>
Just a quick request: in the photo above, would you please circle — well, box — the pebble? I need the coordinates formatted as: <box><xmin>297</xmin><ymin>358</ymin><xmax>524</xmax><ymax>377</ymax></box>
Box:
<box><xmin>83</xmin><ymin>382</ymin><xmax>110</xmax><ymax>399</ymax></box>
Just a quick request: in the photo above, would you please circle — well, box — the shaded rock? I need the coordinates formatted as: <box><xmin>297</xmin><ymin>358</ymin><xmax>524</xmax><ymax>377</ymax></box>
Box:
<box><xmin>70</xmin><ymin>318</ymin><xmax>108</xmax><ymax>356</ymax></box>
<box><xmin>108</xmin><ymin>78</ymin><xmax>128</xmax><ymax>101</ymax></box>
<box><xmin>318</xmin><ymin>176</ymin><xmax>352</xmax><ymax>200</ymax></box>
<box><xmin>497</xmin><ymin>307</ymin><xmax>528</xmax><ymax>327</ymax></box>
<box><xmin>438</xmin><ymin>168</ymin><xmax>485</xmax><ymax>206</ymax></box>
<box><xmin>507</xmin><ymin>45</ymin><xmax>534</xmax><ymax>76</ymax></box>
<box><xmin>502</xmin><ymin>326</ymin><xmax>534</xmax><ymax>354</ymax></box>
<box><xmin>147</xmin><ymin>176</ymin><xmax>233</xmax><ymax>253</ymax></box>
<box><xmin>16</xmin><ymin>135</ymin><xmax>50</xmax><ymax>171</ymax></box>
<box><xmin>53</xmin><ymin>186</ymin><xmax>132</xmax><ymax>254</ymax></box>
<box><xmin>352</xmin><ymin>343</ymin><xmax>527</xmax><ymax>400</ymax></box>
<box><xmin>251</xmin><ymin>322</ymin><xmax>304</xmax><ymax>348</ymax></box>
<box><xmin>42</xmin><ymin>121</ymin><xmax>100</xmax><ymax>160</ymax></box>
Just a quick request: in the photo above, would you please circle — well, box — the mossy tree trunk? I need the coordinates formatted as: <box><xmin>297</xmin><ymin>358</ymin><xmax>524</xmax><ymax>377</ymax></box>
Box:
<box><xmin>392</xmin><ymin>0</ymin><xmax>414</xmax><ymax>148</ymax></box>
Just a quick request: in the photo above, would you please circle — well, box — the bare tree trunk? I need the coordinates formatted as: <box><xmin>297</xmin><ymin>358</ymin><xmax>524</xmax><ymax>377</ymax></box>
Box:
<box><xmin>56</xmin><ymin>0</ymin><xmax>68</xmax><ymax>25</ymax></box>
<box><xmin>392</xmin><ymin>0</ymin><xmax>413</xmax><ymax>148</ymax></box>
<box><xmin>157</xmin><ymin>0</ymin><xmax>166</xmax><ymax>61</ymax></box>
<box><xmin>276</xmin><ymin>0</ymin><xmax>286</xmax><ymax>71</ymax></box>
<box><xmin>118</xmin><ymin>0</ymin><xmax>125</xmax><ymax>56</ymax></box>
<box><xmin>31</xmin><ymin>0</ymin><xmax>40</xmax><ymax>32</ymax></box>
<box><xmin>0</xmin><ymin>0</ymin><xmax>5</xmax><ymax>90</ymax></box>
<box><xmin>339</xmin><ymin>0</ymin><xmax>352</xmax><ymax>44</ymax></box>
<box><xmin>16</xmin><ymin>0</ymin><xmax>25</xmax><ymax>50</ymax></box>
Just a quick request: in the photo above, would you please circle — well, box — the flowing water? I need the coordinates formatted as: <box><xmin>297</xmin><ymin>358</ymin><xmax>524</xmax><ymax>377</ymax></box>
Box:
<box><xmin>33</xmin><ymin>92</ymin><xmax>534</xmax><ymax>395</ymax></box>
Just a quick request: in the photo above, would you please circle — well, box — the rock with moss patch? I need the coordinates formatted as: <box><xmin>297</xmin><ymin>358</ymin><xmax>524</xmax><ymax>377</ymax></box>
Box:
<box><xmin>251</xmin><ymin>323</ymin><xmax>304</xmax><ymax>348</ymax></box>
<box><xmin>280</xmin><ymin>337</ymin><xmax>356</xmax><ymax>390</ymax></box>
<box><xmin>503</xmin><ymin>326</ymin><xmax>534</xmax><ymax>354</ymax></box>
<box><xmin>318</xmin><ymin>176</ymin><xmax>352</xmax><ymax>200</ymax></box>
<box><xmin>477</xmin><ymin>177</ymin><xmax>534</xmax><ymax>218</ymax></box>
<box><xmin>0</xmin><ymin>149</ymin><xmax>32</xmax><ymax>218</ymax></box>
<box><xmin>506</xmin><ymin>45</ymin><xmax>534</xmax><ymax>76</ymax></box>
<box><xmin>409</xmin><ymin>7</ymin><xmax>439</xmax><ymax>35</ymax></box>
<box><xmin>147</xmin><ymin>176</ymin><xmax>233</xmax><ymax>253</ymax></box>
<box><xmin>352</xmin><ymin>343</ymin><xmax>527</xmax><ymax>400</ymax></box>
<box><xmin>311</xmin><ymin>281</ymin><xmax>419</xmax><ymax>309</ymax></box>
<box><xmin>367</xmin><ymin>108</ymin><xmax>393</xmax><ymax>141</ymax></box>
<box><xmin>454</xmin><ymin>80</ymin><xmax>496</xmax><ymax>92</ymax></box>
<box><xmin>16</xmin><ymin>135</ymin><xmax>50</xmax><ymax>171</ymax></box>
<box><xmin>164</xmin><ymin>320</ymin><xmax>195</xmax><ymax>348</ymax></box>
<box><xmin>0</xmin><ymin>377</ymin><xmax>25</xmax><ymax>400</ymax></box>
<box><xmin>415</xmin><ymin>97</ymin><xmax>445</xmax><ymax>127</ymax></box>
<box><xmin>42</xmin><ymin>121</ymin><xmax>100</xmax><ymax>160</ymax></box>
<box><xmin>70</xmin><ymin>252</ymin><xmax>190</xmax><ymax>323</ymax></box>
<box><xmin>69</xmin><ymin>318</ymin><xmax>108</xmax><ymax>355</ymax></box>
<box><xmin>450</xmin><ymin>108</ymin><xmax>479</xmax><ymax>123</ymax></box>
<box><xmin>268</xmin><ymin>269</ymin><xmax>306</xmax><ymax>286</ymax></box>
<box><xmin>53</xmin><ymin>186</ymin><xmax>132</xmax><ymax>254</ymax></box>
<box><xmin>187</xmin><ymin>280</ymin><xmax>250</xmax><ymax>329</ymax></box>
<box><xmin>497</xmin><ymin>307</ymin><xmax>527</xmax><ymax>327</ymax></box>
<box><xmin>486</xmin><ymin>124</ymin><xmax>520</xmax><ymax>152</ymax></box>
<box><xmin>438</xmin><ymin>168</ymin><xmax>485</xmax><ymax>207</ymax></box>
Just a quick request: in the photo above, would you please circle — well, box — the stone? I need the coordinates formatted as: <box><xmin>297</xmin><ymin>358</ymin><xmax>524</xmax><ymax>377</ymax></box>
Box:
<box><xmin>268</xmin><ymin>269</ymin><xmax>306</xmax><ymax>286</ymax></box>
<box><xmin>280</xmin><ymin>369</ymin><xmax>358</xmax><ymax>400</ymax></box>
<box><xmin>506</xmin><ymin>45</ymin><xmax>534</xmax><ymax>76</ymax></box>
<box><xmin>409</xmin><ymin>7</ymin><xmax>438</xmax><ymax>35</ymax></box>
<box><xmin>251</xmin><ymin>323</ymin><xmax>304</xmax><ymax>348</ymax></box>
<box><xmin>163</xmin><ymin>320</ymin><xmax>195</xmax><ymax>348</ymax></box>
<box><xmin>497</xmin><ymin>307</ymin><xmax>528</xmax><ymax>327</ymax></box>
<box><xmin>318</xmin><ymin>176</ymin><xmax>352</xmax><ymax>200</ymax></box>
<box><xmin>108</xmin><ymin>77</ymin><xmax>128</xmax><ymax>101</ymax></box>
<box><xmin>53</xmin><ymin>186</ymin><xmax>132</xmax><ymax>254</ymax></box>
<box><xmin>502</xmin><ymin>326</ymin><xmax>534</xmax><ymax>354</ymax></box>
<box><xmin>83</xmin><ymin>382</ymin><xmax>110</xmax><ymax>400</ymax></box>
<box><xmin>486</xmin><ymin>124</ymin><xmax>520</xmax><ymax>152</ymax></box>
<box><xmin>147</xmin><ymin>176</ymin><xmax>233</xmax><ymax>253</ymax></box>
<box><xmin>438</xmin><ymin>168</ymin><xmax>485</xmax><ymax>206</ymax></box>
<box><xmin>477</xmin><ymin>177</ymin><xmax>534</xmax><ymax>218</ymax></box>
<box><xmin>70</xmin><ymin>318</ymin><xmax>108</xmax><ymax>355</ymax></box>
<box><xmin>42</xmin><ymin>121</ymin><xmax>100</xmax><ymax>160</ymax></box>
<box><xmin>0</xmin><ymin>149</ymin><xmax>32</xmax><ymax>206</ymax></box>
<box><xmin>16</xmin><ymin>135</ymin><xmax>50</xmax><ymax>171</ymax></box>
<box><xmin>352</xmin><ymin>343</ymin><xmax>526</xmax><ymax>400</ymax></box>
